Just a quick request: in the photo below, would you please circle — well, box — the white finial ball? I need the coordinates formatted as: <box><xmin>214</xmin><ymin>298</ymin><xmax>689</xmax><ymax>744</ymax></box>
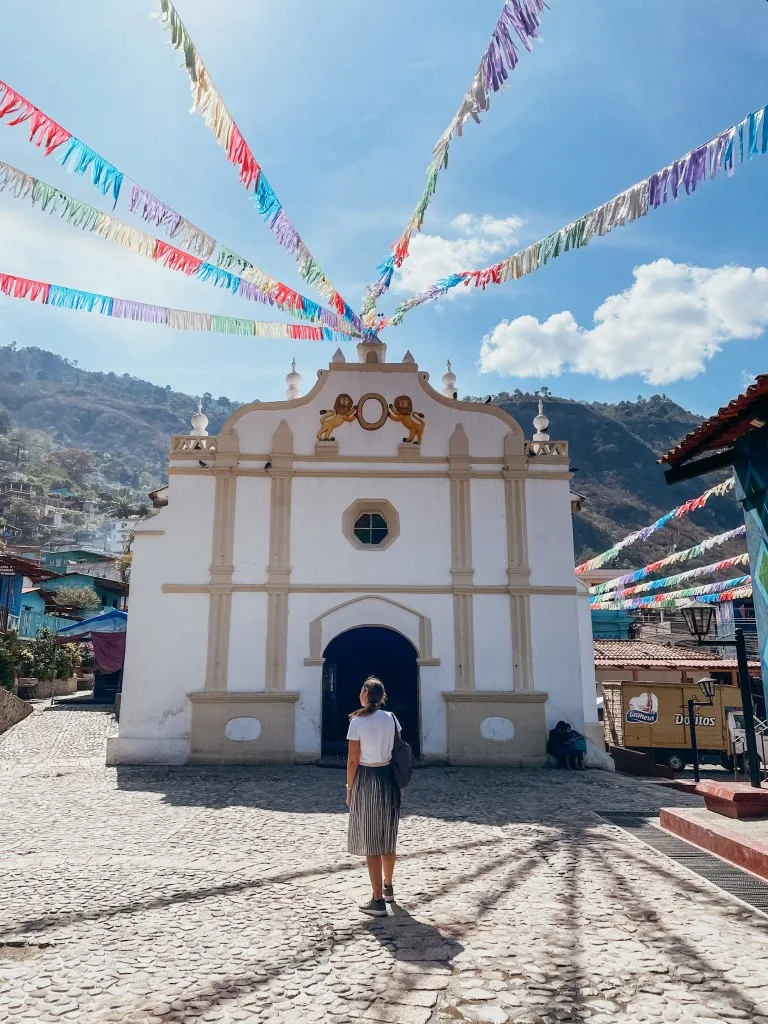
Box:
<box><xmin>286</xmin><ymin>357</ymin><xmax>300</xmax><ymax>385</ymax></box>
<box><xmin>442</xmin><ymin>359</ymin><xmax>457</xmax><ymax>398</ymax></box>
<box><xmin>191</xmin><ymin>399</ymin><xmax>209</xmax><ymax>437</ymax></box>
<box><xmin>286</xmin><ymin>357</ymin><xmax>302</xmax><ymax>400</ymax></box>
<box><xmin>532</xmin><ymin>398</ymin><xmax>550</xmax><ymax>441</ymax></box>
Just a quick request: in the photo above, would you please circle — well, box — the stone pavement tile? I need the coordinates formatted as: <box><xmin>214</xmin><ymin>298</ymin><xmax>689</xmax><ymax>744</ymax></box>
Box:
<box><xmin>2</xmin><ymin>706</ymin><xmax>768</xmax><ymax>1023</ymax></box>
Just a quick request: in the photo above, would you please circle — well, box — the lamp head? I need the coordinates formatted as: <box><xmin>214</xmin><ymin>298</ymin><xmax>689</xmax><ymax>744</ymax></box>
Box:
<box><xmin>697</xmin><ymin>676</ymin><xmax>717</xmax><ymax>701</ymax></box>
<box><xmin>681</xmin><ymin>604</ymin><xmax>715</xmax><ymax>640</ymax></box>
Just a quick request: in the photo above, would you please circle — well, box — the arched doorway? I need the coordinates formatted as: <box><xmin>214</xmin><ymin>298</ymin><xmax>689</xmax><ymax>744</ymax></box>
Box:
<box><xmin>321</xmin><ymin>626</ymin><xmax>420</xmax><ymax>758</ymax></box>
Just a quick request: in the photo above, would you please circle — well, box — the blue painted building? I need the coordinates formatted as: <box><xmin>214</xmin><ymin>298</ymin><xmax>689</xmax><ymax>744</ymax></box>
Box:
<box><xmin>662</xmin><ymin>374</ymin><xmax>768</xmax><ymax>707</ymax></box>
<box><xmin>0</xmin><ymin>554</ymin><xmax>63</xmax><ymax>634</ymax></box>
<box><xmin>591</xmin><ymin>608</ymin><xmax>636</xmax><ymax>640</ymax></box>
<box><xmin>41</xmin><ymin>572</ymin><xmax>127</xmax><ymax>611</ymax></box>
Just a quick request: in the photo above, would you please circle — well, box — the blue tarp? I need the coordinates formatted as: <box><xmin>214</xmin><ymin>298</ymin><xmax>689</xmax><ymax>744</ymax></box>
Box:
<box><xmin>57</xmin><ymin>609</ymin><xmax>127</xmax><ymax>635</ymax></box>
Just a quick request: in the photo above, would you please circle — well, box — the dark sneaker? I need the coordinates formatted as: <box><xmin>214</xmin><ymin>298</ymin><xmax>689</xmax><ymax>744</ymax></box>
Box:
<box><xmin>382</xmin><ymin>884</ymin><xmax>394</xmax><ymax>903</ymax></box>
<box><xmin>359</xmin><ymin>898</ymin><xmax>387</xmax><ymax>917</ymax></box>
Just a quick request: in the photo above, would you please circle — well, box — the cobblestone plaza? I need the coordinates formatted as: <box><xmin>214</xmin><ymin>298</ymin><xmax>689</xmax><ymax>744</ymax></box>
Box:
<box><xmin>2</xmin><ymin>704</ymin><xmax>768</xmax><ymax>1024</ymax></box>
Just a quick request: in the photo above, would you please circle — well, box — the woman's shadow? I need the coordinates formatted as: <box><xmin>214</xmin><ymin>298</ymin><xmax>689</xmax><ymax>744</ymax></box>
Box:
<box><xmin>360</xmin><ymin>901</ymin><xmax>464</xmax><ymax>963</ymax></box>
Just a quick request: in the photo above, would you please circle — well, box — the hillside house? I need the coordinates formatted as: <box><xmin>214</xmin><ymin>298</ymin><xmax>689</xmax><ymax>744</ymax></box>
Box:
<box><xmin>42</xmin><ymin>572</ymin><xmax>128</xmax><ymax>611</ymax></box>
<box><xmin>594</xmin><ymin>638</ymin><xmax>764</xmax><ymax>742</ymax></box>
<box><xmin>47</xmin><ymin>488</ymin><xmax>98</xmax><ymax>514</ymax></box>
<box><xmin>0</xmin><ymin>479</ymin><xmax>39</xmax><ymax>510</ymax></box>
<box><xmin>66</xmin><ymin>559</ymin><xmax>123</xmax><ymax>583</ymax></box>
<box><xmin>0</xmin><ymin>554</ymin><xmax>59</xmax><ymax>633</ymax></box>
<box><xmin>18</xmin><ymin>587</ymin><xmax>83</xmax><ymax>637</ymax></box>
<box><xmin>43</xmin><ymin>548</ymin><xmax>112</xmax><ymax>573</ymax></box>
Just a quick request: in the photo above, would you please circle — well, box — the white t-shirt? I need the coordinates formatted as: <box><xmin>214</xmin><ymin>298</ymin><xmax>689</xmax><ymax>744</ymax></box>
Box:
<box><xmin>346</xmin><ymin>710</ymin><xmax>401</xmax><ymax>766</ymax></box>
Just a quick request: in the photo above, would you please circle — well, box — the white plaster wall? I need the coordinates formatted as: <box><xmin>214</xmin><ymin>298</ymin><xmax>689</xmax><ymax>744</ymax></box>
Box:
<box><xmin>525</xmin><ymin>477</ymin><xmax>578</xmax><ymax>588</ymax></box>
<box><xmin>576</xmin><ymin>585</ymin><xmax>599</xmax><ymax>725</ymax></box>
<box><xmin>117</xmin><ymin>581</ymin><xmax>208</xmax><ymax>760</ymax></box>
<box><xmin>144</xmin><ymin>475</ymin><xmax>215</xmax><ymax>583</ymax></box>
<box><xmin>529</xmin><ymin>594</ymin><xmax>588</xmax><ymax>730</ymax></box>
<box><xmin>227</xmin><ymin>593</ymin><xmax>268</xmax><ymax>691</ymax></box>
<box><xmin>470</xmin><ymin>479</ymin><xmax>508</xmax><ymax>586</ymax></box>
<box><xmin>228</xmin><ymin>367</ymin><xmax>518</xmax><ymax>462</ymax></box>
<box><xmin>290</xmin><ymin>476</ymin><xmax>453</xmax><ymax>587</ymax></box>
<box><xmin>473</xmin><ymin>595</ymin><xmax>514</xmax><ymax>690</ymax></box>
<box><xmin>232</xmin><ymin>477</ymin><xmax>271</xmax><ymax>584</ymax></box>
<box><xmin>110</xmin><ymin>472</ymin><xmax>214</xmax><ymax>762</ymax></box>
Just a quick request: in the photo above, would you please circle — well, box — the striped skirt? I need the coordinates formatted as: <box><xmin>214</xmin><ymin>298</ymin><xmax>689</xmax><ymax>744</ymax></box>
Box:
<box><xmin>347</xmin><ymin>765</ymin><xmax>401</xmax><ymax>857</ymax></box>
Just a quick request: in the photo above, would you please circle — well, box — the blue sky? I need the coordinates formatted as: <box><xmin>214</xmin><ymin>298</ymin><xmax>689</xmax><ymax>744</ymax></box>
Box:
<box><xmin>1</xmin><ymin>0</ymin><xmax>768</xmax><ymax>414</ymax></box>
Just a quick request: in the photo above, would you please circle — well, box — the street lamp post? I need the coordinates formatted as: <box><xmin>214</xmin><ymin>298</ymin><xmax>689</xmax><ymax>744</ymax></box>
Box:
<box><xmin>681</xmin><ymin>605</ymin><xmax>762</xmax><ymax>789</ymax></box>
<box><xmin>687</xmin><ymin>675</ymin><xmax>717</xmax><ymax>785</ymax></box>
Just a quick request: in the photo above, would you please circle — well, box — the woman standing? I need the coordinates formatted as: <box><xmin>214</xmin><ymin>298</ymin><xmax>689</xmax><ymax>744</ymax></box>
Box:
<box><xmin>346</xmin><ymin>676</ymin><xmax>401</xmax><ymax>917</ymax></box>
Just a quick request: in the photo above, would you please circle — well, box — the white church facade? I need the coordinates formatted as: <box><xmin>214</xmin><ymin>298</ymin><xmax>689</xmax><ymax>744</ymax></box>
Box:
<box><xmin>107</xmin><ymin>343</ymin><xmax>599</xmax><ymax>767</ymax></box>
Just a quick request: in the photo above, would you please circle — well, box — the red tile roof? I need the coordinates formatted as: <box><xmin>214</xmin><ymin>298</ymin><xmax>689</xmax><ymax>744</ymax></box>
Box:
<box><xmin>0</xmin><ymin>554</ymin><xmax>58</xmax><ymax>584</ymax></box>
<box><xmin>661</xmin><ymin>374</ymin><xmax>768</xmax><ymax>465</ymax></box>
<box><xmin>593</xmin><ymin>639</ymin><xmax>760</xmax><ymax>670</ymax></box>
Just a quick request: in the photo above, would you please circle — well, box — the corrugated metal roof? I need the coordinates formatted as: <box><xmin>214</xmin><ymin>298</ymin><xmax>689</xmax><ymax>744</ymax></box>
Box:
<box><xmin>661</xmin><ymin>374</ymin><xmax>768</xmax><ymax>466</ymax></box>
<box><xmin>0</xmin><ymin>554</ymin><xmax>58</xmax><ymax>584</ymax></box>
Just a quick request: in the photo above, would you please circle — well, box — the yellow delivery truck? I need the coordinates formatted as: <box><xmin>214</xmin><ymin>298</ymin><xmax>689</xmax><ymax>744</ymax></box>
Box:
<box><xmin>602</xmin><ymin>680</ymin><xmax>745</xmax><ymax>771</ymax></box>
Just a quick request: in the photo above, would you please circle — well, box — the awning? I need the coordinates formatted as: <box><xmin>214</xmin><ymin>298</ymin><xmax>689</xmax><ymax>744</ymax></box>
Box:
<box><xmin>56</xmin><ymin>609</ymin><xmax>127</xmax><ymax>674</ymax></box>
<box><xmin>57</xmin><ymin>609</ymin><xmax>127</xmax><ymax>635</ymax></box>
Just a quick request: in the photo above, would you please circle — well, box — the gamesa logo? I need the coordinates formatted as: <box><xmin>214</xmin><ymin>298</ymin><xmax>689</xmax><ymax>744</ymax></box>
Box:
<box><xmin>627</xmin><ymin>692</ymin><xmax>659</xmax><ymax>724</ymax></box>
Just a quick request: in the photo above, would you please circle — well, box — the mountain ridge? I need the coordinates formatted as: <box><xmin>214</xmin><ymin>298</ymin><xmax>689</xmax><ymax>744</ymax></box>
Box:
<box><xmin>0</xmin><ymin>344</ymin><xmax>742</xmax><ymax>563</ymax></box>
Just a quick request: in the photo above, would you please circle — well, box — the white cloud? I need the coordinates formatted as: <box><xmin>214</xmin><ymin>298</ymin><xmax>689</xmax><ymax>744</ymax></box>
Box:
<box><xmin>479</xmin><ymin>258</ymin><xmax>768</xmax><ymax>386</ymax></box>
<box><xmin>392</xmin><ymin>212</ymin><xmax>524</xmax><ymax>297</ymax></box>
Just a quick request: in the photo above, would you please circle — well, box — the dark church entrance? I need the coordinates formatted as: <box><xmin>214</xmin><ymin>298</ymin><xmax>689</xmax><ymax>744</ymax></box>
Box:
<box><xmin>321</xmin><ymin>626</ymin><xmax>420</xmax><ymax>758</ymax></box>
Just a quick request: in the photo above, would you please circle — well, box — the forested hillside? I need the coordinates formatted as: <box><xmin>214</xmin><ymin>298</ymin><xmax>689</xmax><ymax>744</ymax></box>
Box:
<box><xmin>492</xmin><ymin>393</ymin><xmax>740</xmax><ymax>565</ymax></box>
<box><xmin>0</xmin><ymin>344</ymin><xmax>741</xmax><ymax>562</ymax></box>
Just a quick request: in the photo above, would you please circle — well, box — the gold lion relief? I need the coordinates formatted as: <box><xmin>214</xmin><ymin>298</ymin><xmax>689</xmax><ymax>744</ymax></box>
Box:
<box><xmin>317</xmin><ymin>393</ymin><xmax>357</xmax><ymax>441</ymax></box>
<box><xmin>388</xmin><ymin>395</ymin><xmax>425</xmax><ymax>445</ymax></box>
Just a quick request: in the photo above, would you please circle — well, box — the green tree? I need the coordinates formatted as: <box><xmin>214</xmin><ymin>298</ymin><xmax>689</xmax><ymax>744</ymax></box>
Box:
<box><xmin>30</xmin><ymin>628</ymin><xmax>57</xmax><ymax>682</ymax></box>
<box><xmin>0</xmin><ymin>630</ymin><xmax>24</xmax><ymax>690</ymax></box>
<box><xmin>55</xmin><ymin>643</ymin><xmax>82</xmax><ymax>680</ymax></box>
<box><xmin>52</xmin><ymin>587</ymin><xmax>101</xmax><ymax>611</ymax></box>
<box><xmin>107</xmin><ymin>495</ymin><xmax>135</xmax><ymax>519</ymax></box>
<box><xmin>3</xmin><ymin>501</ymin><xmax>39</xmax><ymax>533</ymax></box>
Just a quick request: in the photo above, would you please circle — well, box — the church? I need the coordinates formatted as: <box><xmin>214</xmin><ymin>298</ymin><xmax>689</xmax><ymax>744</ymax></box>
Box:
<box><xmin>107</xmin><ymin>342</ymin><xmax>599</xmax><ymax>766</ymax></box>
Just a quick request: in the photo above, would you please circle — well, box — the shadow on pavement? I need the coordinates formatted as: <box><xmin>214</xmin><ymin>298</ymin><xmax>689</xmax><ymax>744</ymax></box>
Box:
<box><xmin>363</xmin><ymin>903</ymin><xmax>464</xmax><ymax>962</ymax></box>
<box><xmin>114</xmin><ymin>762</ymin><xmax>697</xmax><ymax>823</ymax></box>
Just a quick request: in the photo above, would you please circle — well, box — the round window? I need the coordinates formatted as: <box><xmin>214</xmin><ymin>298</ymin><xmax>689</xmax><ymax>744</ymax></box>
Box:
<box><xmin>353</xmin><ymin>512</ymin><xmax>389</xmax><ymax>546</ymax></box>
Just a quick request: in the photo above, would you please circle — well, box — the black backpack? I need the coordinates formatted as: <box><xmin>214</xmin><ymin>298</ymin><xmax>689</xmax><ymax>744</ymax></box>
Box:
<box><xmin>391</xmin><ymin>718</ymin><xmax>414</xmax><ymax>789</ymax></box>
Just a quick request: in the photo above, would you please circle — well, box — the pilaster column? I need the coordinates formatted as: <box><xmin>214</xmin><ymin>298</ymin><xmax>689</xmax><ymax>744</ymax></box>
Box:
<box><xmin>504</xmin><ymin>431</ymin><xmax>534</xmax><ymax>691</ymax></box>
<box><xmin>449</xmin><ymin>424</ymin><xmax>475</xmax><ymax>691</ymax></box>
<box><xmin>205</xmin><ymin>433</ymin><xmax>239</xmax><ymax>691</ymax></box>
<box><xmin>264</xmin><ymin>421</ymin><xmax>294</xmax><ymax>691</ymax></box>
